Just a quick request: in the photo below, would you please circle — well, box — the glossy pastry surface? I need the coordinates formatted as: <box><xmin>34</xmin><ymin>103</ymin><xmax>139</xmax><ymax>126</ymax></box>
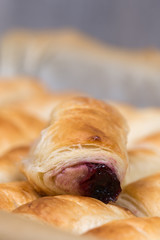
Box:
<box><xmin>84</xmin><ymin>217</ymin><xmax>160</xmax><ymax>240</ymax></box>
<box><xmin>124</xmin><ymin>132</ymin><xmax>160</xmax><ymax>185</ymax></box>
<box><xmin>14</xmin><ymin>195</ymin><xmax>134</xmax><ymax>234</ymax></box>
<box><xmin>112</xmin><ymin>102</ymin><xmax>160</xmax><ymax>148</ymax></box>
<box><xmin>118</xmin><ymin>173</ymin><xmax>160</xmax><ymax>217</ymax></box>
<box><xmin>0</xmin><ymin>77</ymin><xmax>47</xmax><ymax>106</ymax></box>
<box><xmin>23</xmin><ymin>96</ymin><xmax>128</xmax><ymax>203</ymax></box>
<box><xmin>14</xmin><ymin>90</ymin><xmax>84</xmax><ymax>121</ymax></box>
<box><xmin>0</xmin><ymin>146</ymin><xmax>29</xmax><ymax>183</ymax></box>
<box><xmin>0</xmin><ymin>108</ymin><xmax>45</xmax><ymax>156</ymax></box>
<box><xmin>0</xmin><ymin>181</ymin><xmax>39</xmax><ymax>211</ymax></box>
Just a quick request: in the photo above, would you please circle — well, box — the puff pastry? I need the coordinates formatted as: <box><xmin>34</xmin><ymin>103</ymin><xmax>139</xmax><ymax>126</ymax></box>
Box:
<box><xmin>0</xmin><ymin>181</ymin><xmax>39</xmax><ymax>211</ymax></box>
<box><xmin>1</xmin><ymin>30</ymin><xmax>160</xmax><ymax>108</ymax></box>
<box><xmin>23</xmin><ymin>96</ymin><xmax>128</xmax><ymax>203</ymax></box>
<box><xmin>0</xmin><ymin>146</ymin><xmax>29</xmax><ymax>183</ymax></box>
<box><xmin>0</xmin><ymin>108</ymin><xmax>45</xmax><ymax>156</ymax></box>
<box><xmin>124</xmin><ymin>132</ymin><xmax>160</xmax><ymax>185</ymax></box>
<box><xmin>0</xmin><ymin>77</ymin><xmax>47</xmax><ymax>107</ymax></box>
<box><xmin>84</xmin><ymin>217</ymin><xmax>160</xmax><ymax>240</ymax></box>
<box><xmin>13</xmin><ymin>195</ymin><xmax>134</xmax><ymax>234</ymax></box>
<box><xmin>15</xmin><ymin>90</ymin><xmax>84</xmax><ymax>121</ymax></box>
<box><xmin>112</xmin><ymin>102</ymin><xmax>160</xmax><ymax>148</ymax></box>
<box><xmin>118</xmin><ymin>173</ymin><xmax>160</xmax><ymax>217</ymax></box>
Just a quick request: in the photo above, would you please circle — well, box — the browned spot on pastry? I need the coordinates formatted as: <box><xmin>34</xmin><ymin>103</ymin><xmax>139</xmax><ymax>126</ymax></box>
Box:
<box><xmin>88</xmin><ymin>136</ymin><xmax>101</xmax><ymax>142</ymax></box>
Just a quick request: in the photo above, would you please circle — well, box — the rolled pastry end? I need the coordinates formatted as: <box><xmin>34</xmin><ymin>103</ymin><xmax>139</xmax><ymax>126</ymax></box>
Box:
<box><xmin>52</xmin><ymin>162</ymin><xmax>121</xmax><ymax>203</ymax></box>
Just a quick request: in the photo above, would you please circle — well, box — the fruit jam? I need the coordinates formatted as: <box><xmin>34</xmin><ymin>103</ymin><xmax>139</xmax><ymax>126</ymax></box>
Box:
<box><xmin>80</xmin><ymin>163</ymin><xmax>121</xmax><ymax>203</ymax></box>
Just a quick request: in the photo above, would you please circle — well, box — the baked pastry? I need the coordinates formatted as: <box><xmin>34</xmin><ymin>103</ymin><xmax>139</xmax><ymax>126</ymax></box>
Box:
<box><xmin>14</xmin><ymin>90</ymin><xmax>85</xmax><ymax>121</ymax></box>
<box><xmin>13</xmin><ymin>195</ymin><xmax>134</xmax><ymax>234</ymax></box>
<box><xmin>0</xmin><ymin>31</ymin><xmax>56</xmax><ymax>76</ymax></box>
<box><xmin>0</xmin><ymin>108</ymin><xmax>45</xmax><ymax>156</ymax></box>
<box><xmin>0</xmin><ymin>77</ymin><xmax>47</xmax><ymax>107</ymax></box>
<box><xmin>0</xmin><ymin>146</ymin><xmax>29</xmax><ymax>183</ymax></box>
<box><xmin>1</xmin><ymin>30</ymin><xmax>160</xmax><ymax>107</ymax></box>
<box><xmin>0</xmin><ymin>77</ymin><xmax>57</xmax><ymax>121</ymax></box>
<box><xmin>0</xmin><ymin>211</ymin><xmax>77</xmax><ymax>240</ymax></box>
<box><xmin>118</xmin><ymin>173</ymin><xmax>160</xmax><ymax>217</ymax></box>
<box><xmin>84</xmin><ymin>217</ymin><xmax>160</xmax><ymax>240</ymax></box>
<box><xmin>22</xmin><ymin>96</ymin><xmax>128</xmax><ymax>203</ymax></box>
<box><xmin>0</xmin><ymin>181</ymin><xmax>39</xmax><ymax>211</ymax></box>
<box><xmin>0</xmin><ymin>77</ymin><xmax>84</xmax><ymax>122</ymax></box>
<box><xmin>112</xmin><ymin>102</ymin><xmax>160</xmax><ymax>148</ymax></box>
<box><xmin>128</xmin><ymin>108</ymin><xmax>160</xmax><ymax>147</ymax></box>
<box><xmin>124</xmin><ymin>132</ymin><xmax>160</xmax><ymax>185</ymax></box>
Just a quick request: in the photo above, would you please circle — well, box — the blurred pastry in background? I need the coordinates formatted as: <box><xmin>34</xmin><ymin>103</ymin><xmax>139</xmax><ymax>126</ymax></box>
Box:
<box><xmin>0</xmin><ymin>146</ymin><xmax>29</xmax><ymax>183</ymax></box>
<box><xmin>0</xmin><ymin>108</ymin><xmax>45</xmax><ymax>156</ymax></box>
<box><xmin>84</xmin><ymin>217</ymin><xmax>160</xmax><ymax>240</ymax></box>
<box><xmin>118</xmin><ymin>173</ymin><xmax>160</xmax><ymax>217</ymax></box>
<box><xmin>124</xmin><ymin>132</ymin><xmax>160</xmax><ymax>185</ymax></box>
<box><xmin>0</xmin><ymin>76</ymin><xmax>84</xmax><ymax>121</ymax></box>
<box><xmin>112</xmin><ymin>102</ymin><xmax>160</xmax><ymax>148</ymax></box>
<box><xmin>0</xmin><ymin>77</ymin><xmax>47</xmax><ymax>106</ymax></box>
<box><xmin>0</xmin><ymin>30</ymin><xmax>160</xmax><ymax>106</ymax></box>
<box><xmin>0</xmin><ymin>181</ymin><xmax>39</xmax><ymax>211</ymax></box>
<box><xmin>14</xmin><ymin>90</ymin><xmax>85</xmax><ymax>121</ymax></box>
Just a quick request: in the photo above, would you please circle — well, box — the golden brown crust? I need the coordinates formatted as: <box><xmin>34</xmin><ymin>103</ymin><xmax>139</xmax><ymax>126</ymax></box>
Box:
<box><xmin>0</xmin><ymin>181</ymin><xmax>39</xmax><ymax>211</ymax></box>
<box><xmin>124</xmin><ymin>132</ymin><xmax>160</xmax><ymax>185</ymax></box>
<box><xmin>0</xmin><ymin>146</ymin><xmax>29</xmax><ymax>182</ymax></box>
<box><xmin>127</xmin><ymin>108</ymin><xmax>160</xmax><ymax>148</ymax></box>
<box><xmin>124</xmin><ymin>148</ymin><xmax>160</xmax><ymax>185</ymax></box>
<box><xmin>118</xmin><ymin>173</ymin><xmax>160</xmax><ymax>217</ymax></box>
<box><xmin>48</xmin><ymin>96</ymin><xmax>128</xmax><ymax>157</ymax></box>
<box><xmin>84</xmin><ymin>217</ymin><xmax>160</xmax><ymax>240</ymax></box>
<box><xmin>135</xmin><ymin>132</ymin><xmax>160</xmax><ymax>149</ymax></box>
<box><xmin>14</xmin><ymin>90</ymin><xmax>85</xmax><ymax>121</ymax></box>
<box><xmin>0</xmin><ymin>77</ymin><xmax>59</xmax><ymax>122</ymax></box>
<box><xmin>0</xmin><ymin>77</ymin><xmax>84</xmax><ymax>122</ymax></box>
<box><xmin>23</xmin><ymin>96</ymin><xmax>128</xmax><ymax>197</ymax></box>
<box><xmin>0</xmin><ymin>77</ymin><xmax>47</xmax><ymax>106</ymax></box>
<box><xmin>0</xmin><ymin>108</ymin><xmax>45</xmax><ymax>156</ymax></box>
<box><xmin>110</xmin><ymin>102</ymin><xmax>137</xmax><ymax>123</ymax></box>
<box><xmin>14</xmin><ymin>195</ymin><xmax>134</xmax><ymax>234</ymax></box>
<box><xmin>112</xmin><ymin>102</ymin><xmax>160</xmax><ymax>148</ymax></box>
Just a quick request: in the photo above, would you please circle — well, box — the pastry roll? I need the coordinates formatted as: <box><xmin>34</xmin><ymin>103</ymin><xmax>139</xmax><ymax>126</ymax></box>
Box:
<box><xmin>84</xmin><ymin>217</ymin><xmax>160</xmax><ymax>240</ymax></box>
<box><xmin>125</xmin><ymin>132</ymin><xmax>160</xmax><ymax>185</ymax></box>
<box><xmin>0</xmin><ymin>181</ymin><xmax>39</xmax><ymax>211</ymax></box>
<box><xmin>0</xmin><ymin>146</ymin><xmax>29</xmax><ymax>183</ymax></box>
<box><xmin>23</xmin><ymin>96</ymin><xmax>128</xmax><ymax>203</ymax></box>
<box><xmin>15</xmin><ymin>91</ymin><xmax>84</xmax><ymax>121</ymax></box>
<box><xmin>1</xmin><ymin>30</ymin><xmax>160</xmax><ymax>110</ymax></box>
<box><xmin>127</xmin><ymin>108</ymin><xmax>160</xmax><ymax>148</ymax></box>
<box><xmin>0</xmin><ymin>108</ymin><xmax>45</xmax><ymax>155</ymax></box>
<box><xmin>0</xmin><ymin>77</ymin><xmax>55</xmax><ymax>122</ymax></box>
<box><xmin>13</xmin><ymin>195</ymin><xmax>134</xmax><ymax>234</ymax></box>
<box><xmin>0</xmin><ymin>77</ymin><xmax>47</xmax><ymax>107</ymax></box>
<box><xmin>118</xmin><ymin>173</ymin><xmax>160</xmax><ymax>217</ymax></box>
<box><xmin>112</xmin><ymin>102</ymin><xmax>160</xmax><ymax>148</ymax></box>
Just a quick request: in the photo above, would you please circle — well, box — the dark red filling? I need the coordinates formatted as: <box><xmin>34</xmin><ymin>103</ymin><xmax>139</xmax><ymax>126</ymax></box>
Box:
<box><xmin>80</xmin><ymin>163</ymin><xmax>121</xmax><ymax>203</ymax></box>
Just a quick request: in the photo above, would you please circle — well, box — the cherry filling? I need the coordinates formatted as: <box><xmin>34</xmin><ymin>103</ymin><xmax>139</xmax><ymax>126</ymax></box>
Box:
<box><xmin>80</xmin><ymin>163</ymin><xmax>121</xmax><ymax>203</ymax></box>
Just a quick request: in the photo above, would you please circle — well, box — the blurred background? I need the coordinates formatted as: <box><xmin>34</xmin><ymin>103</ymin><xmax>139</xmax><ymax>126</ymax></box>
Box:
<box><xmin>1</xmin><ymin>0</ymin><xmax>160</xmax><ymax>48</ymax></box>
<box><xmin>0</xmin><ymin>0</ymin><xmax>160</xmax><ymax>106</ymax></box>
